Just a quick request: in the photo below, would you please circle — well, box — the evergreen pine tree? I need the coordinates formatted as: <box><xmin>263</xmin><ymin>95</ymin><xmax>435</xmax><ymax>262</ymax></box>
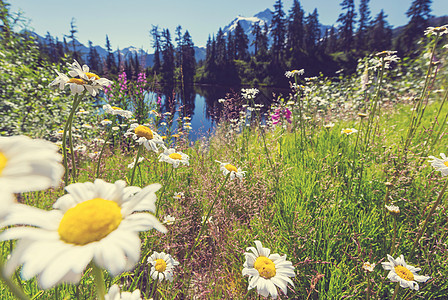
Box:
<box><xmin>150</xmin><ymin>25</ymin><xmax>162</xmax><ymax>73</ymax></box>
<box><xmin>161</xmin><ymin>29</ymin><xmax>175</xmax><ymax>86</ymax></box>
<box><xmin>368</xmin><ymin>10</ymin><xmax>392</xmax><ymax>52</ymax></box>
<box><xmin>227</xmin><ymin>31</ymin><xmax>236</xmax><ymax>60</ymax></box>
<box><xmin>234</xmin><ymin>21</ymin><xmax>249</xmax><ymax>61</ymax></box>
<box><xmin>67</xmin><ymin>18</ymin><xmax>79</xmax><ymax>61</ymax></box>
<box><xmin>304</xmin><ymin>9</ymin><xmax>320</xmax><ymax>54</ymax></box>
<box><xmin>270</xmin><ymin>0</ymin><xmax>286</xmax><ymax>62</ymax></box>
<box><xmin>175</xmin><ymin>25</ymin><xmax>183</xmax><ymax>69</ymax></box>
<box><xmin>356</xmin><ymin>0</ymin><xmax>371</xmax><ymax>52</ymax></box>
<box><xmin>251</xmin><ymin>22</ymin><xmax>262</xmax><ymax>57</ymax></box>
<box><xmin>105</xmin><ymin>35</ymin><xmax>116</xmax><ymax>75</ymax></box>
<box><xmin>399</xmin><ymin>0</ymin><xmax>432</xmax><ymax>54</ymax></box>
<box><xmin>181</xmin><ymin>30</ymin><xmax>196</xmax><ymax>87</ymax></box>
<box><xmin>215</xmin><ymin>28</ymin><xmax>227</xmax><ymax>66</ymax></box>
<box><xmin>88</xmin><ymin>40</ymin><xmax>101</xmax><ymax>73</ymax></box>
<box><xmin>286</xmin><ymin>0</ymin><xmax>305</xmax><ymax>60</ymax></box>
<box><xmin>337</xmin><ymin>0</ymin><xmax>356</xmax><ymax>52</ymax></box>
<box><xmin>257</xmin><ymin>23</ymin><xmax>269</xmax><ymax>61</ymax></box>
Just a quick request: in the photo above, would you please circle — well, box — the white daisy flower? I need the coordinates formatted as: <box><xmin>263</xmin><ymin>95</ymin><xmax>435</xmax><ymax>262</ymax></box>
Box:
<box><xmin>158</xmin><ymin>148</ymin><xmax>189</xmax><ymax>168</ymax></box>
<box><xmin>285</xmin><ymin>69</ymin><xmax>305</xmax><ymax>78</ymax></box>
<box><xmin>101</xmin><ymin>119</ymin><xmax>113</xmax><ymax>126</ymax></box>
<box><xmin>68</xmin><ymin>60</ymin><xmax>112</xmax><ymax>94</ymax></box>
<box><xmin>88</xmin><ymin>151</ymin><xmax>100</xmax><ymax>161</ymax></box>
<box><xmin>103</xmin><ymin>104</ymin><xmax>133</xmax><ymax>119</ymax></box>
<box><xmin>49</xmin><ymin>66</ymin><xmax>109</xmax><ymax>97</ymax></box>
<box><xmin>385</xmin><ymin>204</ymin><xmax>400</xmax><ymax>215</ymax></box>
<box><xmin>341</xmin><ymin>128</ymin><xmax>358</xmax><ymax>135</ymax></box>
<box><xmin>242</xmin><ymin>240</ymin><xmax>295</xmax><ymax>299</ymax></box>
<box><xmin>147</xmin><ymin>251</ymin><xmax>179</xmax><ymax>282</ymax></box>
<box><xmin>54</xmin><ymin>129</ymin><xmax>64</xmax><ymax>138</ymax></box>
<box><xmin>201</xmin><ymin>216</ymin><xmax>213</xmax><ymax>224</ymax></box>
<box><xmin>215</xmin><ymin>160</ymin><xmax>246</xmax><ymax>180</ymax></box>
<box><xmin>127</xmin><ymin>157</ymin><xmax>145</xmax><ymax>169</ymax></box>
<box><xmin>125</xmin><ymin>124</ymin><xmax>165</xmax><ymax>153</ymax></box>
<box><xmin>105</xmin><ymin>284</ymin><xmax>142</xmax><ymax>300</ymax></box>
<box><xmin>424</xmin><ymin>25</ymin><xmax>448</xmax><ymax>36</ymax></box>
<box><xmin>218</xmin><ymin>98</ymin><xmax>226</xmax><ymax>103</ymax></box>
<box><xmin>323</xmin><ymin>123</ymin><xmax>335</xmax><ymax>129</ymax></box>
<box><xmin>173</xmin><ymin>192</ymin><xmax>184</xmax><ymax>200</ymax></box>
<box><xmin>0</xmin><ymin>179</ymin><xmax>166</xmax><ymax>289</ymax></box>
<box><xmin>163</xmin><ymin>215</ymin><xmax>176</xmax><ymax>225</ymax></box>
<box><xmin>241</xmin><ymin>88</ymin><xmax>259</xmax><ymax>100</ymax></box>
<box><xmin>428</xmin><ymin>153</ymin><xmax>448</xmax><ymax>176</ymax></box>
<box><xmin>0</xmin><ymin>135</ymin><xmax>64</xmax><ymax>193</ymax></box>
<box><xmin>362</xmin><ymin>262</ymin><xmax>376</xmax><ymax>272</ymax></box>
<box><xmin>76</xmin><ymin>108</ymin><xmax>89</xmax><ymax>116</ymax></box>
<box><xmin>381</xmin><ymin>254</ymin><xmax>430</xmax><ymax>290</ymax></box>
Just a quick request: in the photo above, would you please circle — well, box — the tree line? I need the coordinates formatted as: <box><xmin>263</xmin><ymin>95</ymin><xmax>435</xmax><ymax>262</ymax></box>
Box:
<box><xmin>4</xmin><ymin>0</ymin><xmax>441</xmax><ymax>88</ymax></box>
<box><xmin>198</xmin><ymin>0</ymin><xmax>437</xmax><ymax>87</ymax></box>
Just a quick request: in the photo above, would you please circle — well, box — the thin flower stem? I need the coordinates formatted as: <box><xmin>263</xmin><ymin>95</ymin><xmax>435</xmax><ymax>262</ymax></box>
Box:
<box><xmin>391</xmin><ymin>215</ymin><xmax>397</xmax><ymax>255</ymax></box>
<box><xmin>391</xmin><ymin>282</ymin><xmax>400</xmax><ymax>300</ymax></box>
<box><xmin>95</xmin><ymin>115</ymin><xmax>117</xmax><ymax>178</ymax></box>
<box><xmin>427</xmin><ymin>88</ymin><xmax>448</xmax><ymax>153</ymax></box>
<box><xmin>156</xmin><ymin>166</ymin><xmax>174</xmax><ymax>217</ymax></box>
<box><xmin>410</xmin><ymin>176</ymin><xmax>448</xmax><ymax>257</ymax></box>
<box><xmin>404</xmin><ymin>34</ymin><xmax>440</xmax><ymax>152</ymax></box>
<box><xmin>366</xmin><ymin>273</ymin><xmax>371</xmax><ymax>300</ymax></box>
<box><xmin>62</xmin><ymin>94</ymin><xmax>79</xmax><ymax>186</ymax></box>
<box><xmin>185</xmin><ymin>173</ymin><xmax>230</xmax><ymax>261</ymax></box>
<box><xmin>130</xmin><ymin>144</ymin><xmax>143</xmax><ymax>186</ymax></box>
<box><xmin>364</xmin><ymin>60</ymin><xmax>385</xmax><ymax>151</ymax></box>
<box><xmin>91</xmin><ymin>263</ymin><xmax>106</xmax><ymax>300</ymax></box>
<box><xmin>149</xmin><ymin>278</ymin><xmax>158</xmax><ymax>299</ymax></box>
<box><xmin>0</xmin><ymin>262</ymin><xmax>31</xmax><ymax>300</ymax></box>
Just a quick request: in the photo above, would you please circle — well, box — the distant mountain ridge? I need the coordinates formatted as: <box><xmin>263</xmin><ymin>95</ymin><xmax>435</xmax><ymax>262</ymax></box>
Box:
<box><xmin>30</xmin><ymin>8</ymin><xmax>446</xmax><ymax>68</ymax></box>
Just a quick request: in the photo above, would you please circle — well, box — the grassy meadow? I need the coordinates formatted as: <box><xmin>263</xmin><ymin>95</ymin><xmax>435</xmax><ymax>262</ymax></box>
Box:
<box><xmin>1</xmin><ymin>19</ymin><xmax>448</xmax><ymax>300</ymax></box>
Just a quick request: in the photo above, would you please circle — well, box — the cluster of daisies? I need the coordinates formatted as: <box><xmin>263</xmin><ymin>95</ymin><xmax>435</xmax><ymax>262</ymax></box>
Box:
<box><xmin>0</xmin><ymin>135</ymin><xmax>181</xmax><ymax>298</ymax></box>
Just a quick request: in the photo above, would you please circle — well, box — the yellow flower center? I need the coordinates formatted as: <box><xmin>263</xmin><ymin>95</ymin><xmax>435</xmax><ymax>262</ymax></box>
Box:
<box><xmin>169</xmin><ymin>153</ymin><xmax>182</xmax><ymax>160</ymax></box>
<box><xmin>0</xmin><ymin>152</ymin><xmax>7</xmax><ymax>175</ymax></box>
<box><xmin>111</xmin><ymin>106</ymin><xmax>123</xmax><ymax>110</ymax></box>
<box><xmin>155</xmin><ymin>259</ymin><xmax>167</xmax><ymax>272</ymax></box>
<box><xmin>85</xmin><ymin>72</ymin><xmax>100</xmax><ymax>80</ymax></box>
<box><xmin>225</xmin><ymin>164</ymin><xmax>238</xmax><ymax>172</ymax></box>
<box><xmin>68</xmin><ymin>78</ymin><xmax>87</xmax><ymax>85</ymax></box>
<box><xmin>343</xmin><ymin>129</ymin><xmax>353</xmax><ymax>134</ymax></box>
<box><xmin>254</xmin><ymin>256</ymin><xmax>276</xmax><ymax>279</ymax></box>
<box><xmin>394</xmin><ymin>266</ymin><xmax>414</xmax><ymax>281</ymax></box>
<box><xmin>443</xmin><ymin>161</ymin><xmax>448</xmax><ymax>167</ymax></box>
<box><xmin>134</xmin><ymin>125</ymin><xmax>154</xmax><ymax>140</ymax></box>
<box><xmin>58</xmin><ymin>198</ymin><xmax>122</xmax><ymax>245</ymax></box>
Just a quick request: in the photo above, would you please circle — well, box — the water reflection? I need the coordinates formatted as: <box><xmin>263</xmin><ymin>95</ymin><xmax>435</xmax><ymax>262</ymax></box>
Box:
<box><xmin>146</xmin><ymin>85</ymin><xmax>291</xmax><ymax>141</ymax></box>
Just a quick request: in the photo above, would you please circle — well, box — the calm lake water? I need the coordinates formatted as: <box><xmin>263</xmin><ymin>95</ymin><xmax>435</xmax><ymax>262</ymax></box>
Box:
<box><xmin>145</xmin><ymin>85</ymin><xmax>290</xmax><ymax>141</ymax></box>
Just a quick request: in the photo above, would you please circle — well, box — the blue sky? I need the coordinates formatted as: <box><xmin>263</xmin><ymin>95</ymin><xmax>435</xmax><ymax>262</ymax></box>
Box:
<box><xmin>7</xmin><ymin>0</ymin><xmax>448</xmax><ymax>51</ymax></box>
